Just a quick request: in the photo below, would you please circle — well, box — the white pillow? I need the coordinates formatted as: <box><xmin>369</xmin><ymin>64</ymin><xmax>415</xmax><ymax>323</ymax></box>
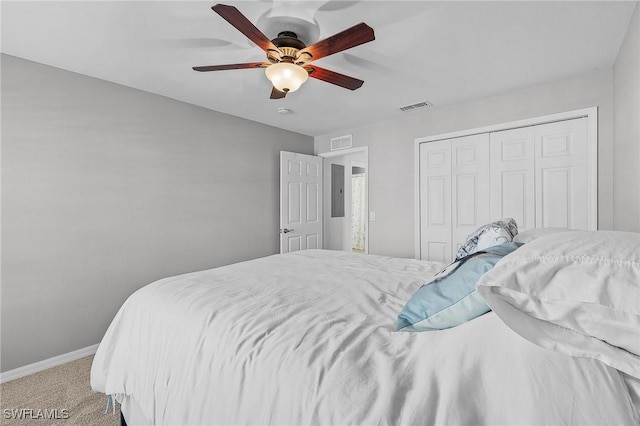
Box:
<box><xmin>455</xmin><ymin>218</ymin><xmax>518</xmax><ymax>261</ymax></box>
<box><xmin>513</xmin><ymin>227</ymin><xmax>571</xmax><ymax>244</ymax></box>
<box><xmin>476</xmin><ymin>230</ymin><xmax>640</xmax><ymax>378</ymax></box>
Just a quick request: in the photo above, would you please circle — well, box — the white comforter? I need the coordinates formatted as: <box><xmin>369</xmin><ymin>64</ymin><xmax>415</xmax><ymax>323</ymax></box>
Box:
<box><xmin>91</xmin><ymin>250</ymin><xmax>638</xmax><ymax>425</ymax></box>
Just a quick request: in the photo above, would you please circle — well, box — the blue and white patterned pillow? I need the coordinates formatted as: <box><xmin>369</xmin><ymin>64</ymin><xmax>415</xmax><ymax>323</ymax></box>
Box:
<box><xmin>455</xmin><ymin>218</ymin><xmax>518</xmax><ymax>261</ymax></box>
<box><xmin>396</xmin><ymin>242</ymin><xmax>523</xmax><ymax>331</ymax></box>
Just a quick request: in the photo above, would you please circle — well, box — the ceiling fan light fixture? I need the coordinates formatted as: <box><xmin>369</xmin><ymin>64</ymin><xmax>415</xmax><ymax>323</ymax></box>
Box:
<box><xmin>265</xmin><ymin>62</ymin><xmax>308</xmax><ymax>93</ymax></box>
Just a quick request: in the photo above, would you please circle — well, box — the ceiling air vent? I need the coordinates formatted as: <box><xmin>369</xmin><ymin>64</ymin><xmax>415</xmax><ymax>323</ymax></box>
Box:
<box><xmin>330</xmin><ymin>135</ymin><xmax>353</xmax><ymax>151</ymax></box>
<box><xmin>399</xmin><ymin>100</ymin><xmax>433</xmax><ymax>112</ymax></box>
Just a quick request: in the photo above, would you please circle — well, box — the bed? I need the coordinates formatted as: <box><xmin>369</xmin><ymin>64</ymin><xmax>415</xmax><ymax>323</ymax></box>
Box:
<box><xmin>91</xmin><ymin>229</ymin><xmax>640</xmax><ymax>425</ymax></box>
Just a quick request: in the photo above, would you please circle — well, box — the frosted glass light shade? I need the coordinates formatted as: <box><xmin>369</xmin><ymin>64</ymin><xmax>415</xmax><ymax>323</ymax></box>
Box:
<box><xmin>265</xmin><ymin>62</ymin><xmax>309</xmax><ymax>93</ymax></box>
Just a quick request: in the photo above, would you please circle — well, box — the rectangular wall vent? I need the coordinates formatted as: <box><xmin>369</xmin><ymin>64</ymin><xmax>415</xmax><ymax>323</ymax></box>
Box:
<box><xmin>330</xmin><ymin>134</ymin><xmax>353</xmax><ymax>151</ymax></box>
<box><xmin>399</xmin><ymin>100</ymin><xmax>433</xmax><ymax>112</ymax></box>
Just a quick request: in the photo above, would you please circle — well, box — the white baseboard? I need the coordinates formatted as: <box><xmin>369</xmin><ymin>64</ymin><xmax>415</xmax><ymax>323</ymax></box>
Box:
<box><xmin>0</xmin><ymin>343</ymin><xmax>99</xmax><ymax>384</ymax></box>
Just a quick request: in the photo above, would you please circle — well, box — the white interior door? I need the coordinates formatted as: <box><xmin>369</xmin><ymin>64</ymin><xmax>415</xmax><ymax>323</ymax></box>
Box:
<box><xmin>280</xmin><ymin>151</ymin><xmax>323</xmax><ymax>253</ymax></box>
<box><xmin>534</xmin><ymin>118</ymin><xmax>590</xmax><ymax>229</ymax></box>
<box><xmin>417</xmin><ymin>109</ymin><xmax>597</xmax><ymax>261</ymax></box>
<box><xmin>489</xmin><ymin>127</ymin><xmax>536</xmax><ymax>231</ymax></box>
<box><xmin>451</xmin><ymin>134</ymin><xmax>491</xmax><ymax>256</ymax></box>
<box><xmin>419</xmin><ymin>140</ymin><xmax>452</xmax><ymax>263</ymax></box>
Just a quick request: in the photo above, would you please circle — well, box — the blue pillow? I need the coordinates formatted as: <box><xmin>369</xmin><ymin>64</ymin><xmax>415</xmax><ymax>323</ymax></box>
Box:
<box><xmin>396</xmin><ymin>242</ymin><xmax>522</xmax><ymax>331</ymax></box>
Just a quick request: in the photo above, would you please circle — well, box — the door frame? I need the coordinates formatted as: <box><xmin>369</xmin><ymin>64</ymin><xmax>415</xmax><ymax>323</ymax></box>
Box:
<box><xmin>413</xmin><ymin>107</ymin><xmax>598</xmax><ymax>259</ymax></box>
<box><xmin>318</xmin><ymin>146</ymin><xmax>369</xmax><ymax>254</ymax></box>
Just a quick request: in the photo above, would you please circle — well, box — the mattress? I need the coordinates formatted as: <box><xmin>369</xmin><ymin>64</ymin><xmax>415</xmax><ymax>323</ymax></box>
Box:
<box><xmin>91</xmin><ymin>249</ymin><xmax>639</xmax><ymax>425</ymax></box>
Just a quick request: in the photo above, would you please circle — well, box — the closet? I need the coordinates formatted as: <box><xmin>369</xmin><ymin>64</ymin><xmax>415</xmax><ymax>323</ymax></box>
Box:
<box><xmin>417</xmin><ymin>114</ymin><xmax>596</xmax><ymax>263</ymax></box>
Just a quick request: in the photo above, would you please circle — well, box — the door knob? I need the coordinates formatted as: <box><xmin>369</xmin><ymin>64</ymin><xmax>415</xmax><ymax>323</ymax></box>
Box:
<box><xmin>281</xmin><ymin>228</ymin><xmax>294</xmax><ymax>233</ymax></box>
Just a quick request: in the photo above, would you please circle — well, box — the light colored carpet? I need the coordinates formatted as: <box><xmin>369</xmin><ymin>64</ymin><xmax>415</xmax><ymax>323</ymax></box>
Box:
<box><xmin>0</xmin><ymin>355</ymin><xmax>119</xmax><ymax>425</ymax></box>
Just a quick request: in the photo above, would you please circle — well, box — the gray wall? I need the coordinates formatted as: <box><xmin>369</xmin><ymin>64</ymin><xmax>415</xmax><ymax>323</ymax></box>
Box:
<box><xmin>1</xmin><ymin>55</ymin><xmax>314</xmax><ymax>372</ymax></box>
<box><xmin>315</xmin><ymin>70</ymin><xmax>616</xmax><ymax>258</ymax></box>
<box><xmin>614</xmin><ymin>3</ymin><xmax>640</xmax><ymax>232</ymax></box>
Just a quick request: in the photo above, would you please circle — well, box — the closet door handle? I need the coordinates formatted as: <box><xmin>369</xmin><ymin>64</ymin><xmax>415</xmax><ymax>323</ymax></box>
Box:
<box><xmin>281</xmin><ymin>228</ymin><xmax>294</xmax><ymax>234</ymax></box>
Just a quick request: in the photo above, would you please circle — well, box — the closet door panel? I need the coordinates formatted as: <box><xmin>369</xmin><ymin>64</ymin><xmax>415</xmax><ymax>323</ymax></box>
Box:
<box><xmin>452</xmin><ymin>134</ymin><xmax>490</xmax><ymax>257</ymax></box>
<box><xmin>490</xmin><ymin>128</ymin><xmax>535</xmax><ymax>231</ymax></box>
<box><xmin>535</xmin><ymin>118</ymin><xmax>589</xmax><ymax>229</ymax></box>
<box><xmin>420</xmin><ymin>140</ymin><xmax>452</xmax><ymax>263</ymax></box>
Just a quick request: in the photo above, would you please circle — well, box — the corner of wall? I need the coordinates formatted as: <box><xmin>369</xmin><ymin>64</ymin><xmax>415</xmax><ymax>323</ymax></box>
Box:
<box><xmin>613</xmin><ymin>2</ymin><xmax>640</xmax><ymax>232</ymax></box>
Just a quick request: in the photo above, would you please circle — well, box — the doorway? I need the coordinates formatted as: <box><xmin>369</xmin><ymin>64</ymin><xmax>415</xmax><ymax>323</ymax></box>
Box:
<box><xmin>319</xmin><ymin>147</ymin><xmax>369</xmax><ymax>253</ymax></box>
<box><xmin>351</xmin><ymin>164</ymin><xmax>366</xmax><ymax>252</ymax></box>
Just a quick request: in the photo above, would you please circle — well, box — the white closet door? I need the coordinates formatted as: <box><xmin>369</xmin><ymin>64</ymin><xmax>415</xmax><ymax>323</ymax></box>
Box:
<box><xmin>534</xmin><ymin>118</ymin><xmax>590</xmax><ymax>229</ymax></box>
<box><xmin>419</xmin><ymin>140</ymin><xmax>452</xmax><ymax>263</ymax></box>
<box><xmin>490</xmin><ymin>127</ymin><xmax>536</xmax><ymax>231</ymax></box>
<box><xmin>451</xmin><ymin>134</ymin><xmax>490</xmax><ymax>257</ymax></box>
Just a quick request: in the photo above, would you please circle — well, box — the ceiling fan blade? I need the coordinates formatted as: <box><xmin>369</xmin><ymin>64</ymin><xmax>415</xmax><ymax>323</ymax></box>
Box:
<box><xmin>212</xmin><ymin>4</ymin><xmax>280</xmax><ymax>53</ymax></box>
<box><xmin>270</xmin><ymin>86</ymin><xmax>287</xmax><ymax>99</ymax></box>
<box><xmin>298</xmin><ymin>22</ymin><xmax>374</xmax><ymax>62</ymax></box>
<box><xmin>304</xmin><ymin>65</ymin><xmax>364</xmax><ymax>90</ymax></box>
<box><xmin>193</xmin><ymin>62</ymin><xmax>269</xmax><ymax>72</ymax></box>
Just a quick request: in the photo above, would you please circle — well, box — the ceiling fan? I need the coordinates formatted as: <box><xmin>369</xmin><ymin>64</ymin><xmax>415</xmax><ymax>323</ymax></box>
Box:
<box><xmin>192</xmin><ymin>4</ymin><xmax>375</xmax><ymax>99</ymax></box>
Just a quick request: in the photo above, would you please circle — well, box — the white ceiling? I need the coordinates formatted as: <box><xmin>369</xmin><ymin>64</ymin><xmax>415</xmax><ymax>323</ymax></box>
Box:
<box><xmin>1</xmin><ymin>1</ymin><xmax>637</xmax><ymax>136</ymax></box>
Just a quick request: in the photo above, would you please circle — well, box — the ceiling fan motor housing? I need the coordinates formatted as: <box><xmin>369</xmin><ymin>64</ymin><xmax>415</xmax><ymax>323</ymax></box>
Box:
<box><xmin>267</xmin><ymin>31</ymin><xmax>311</xmax><ymax>64</ymax></box>
<box><xmin>276</xmin><ymin>31</ymin><xmax>302</xmax><ymax>42</ymax></box>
